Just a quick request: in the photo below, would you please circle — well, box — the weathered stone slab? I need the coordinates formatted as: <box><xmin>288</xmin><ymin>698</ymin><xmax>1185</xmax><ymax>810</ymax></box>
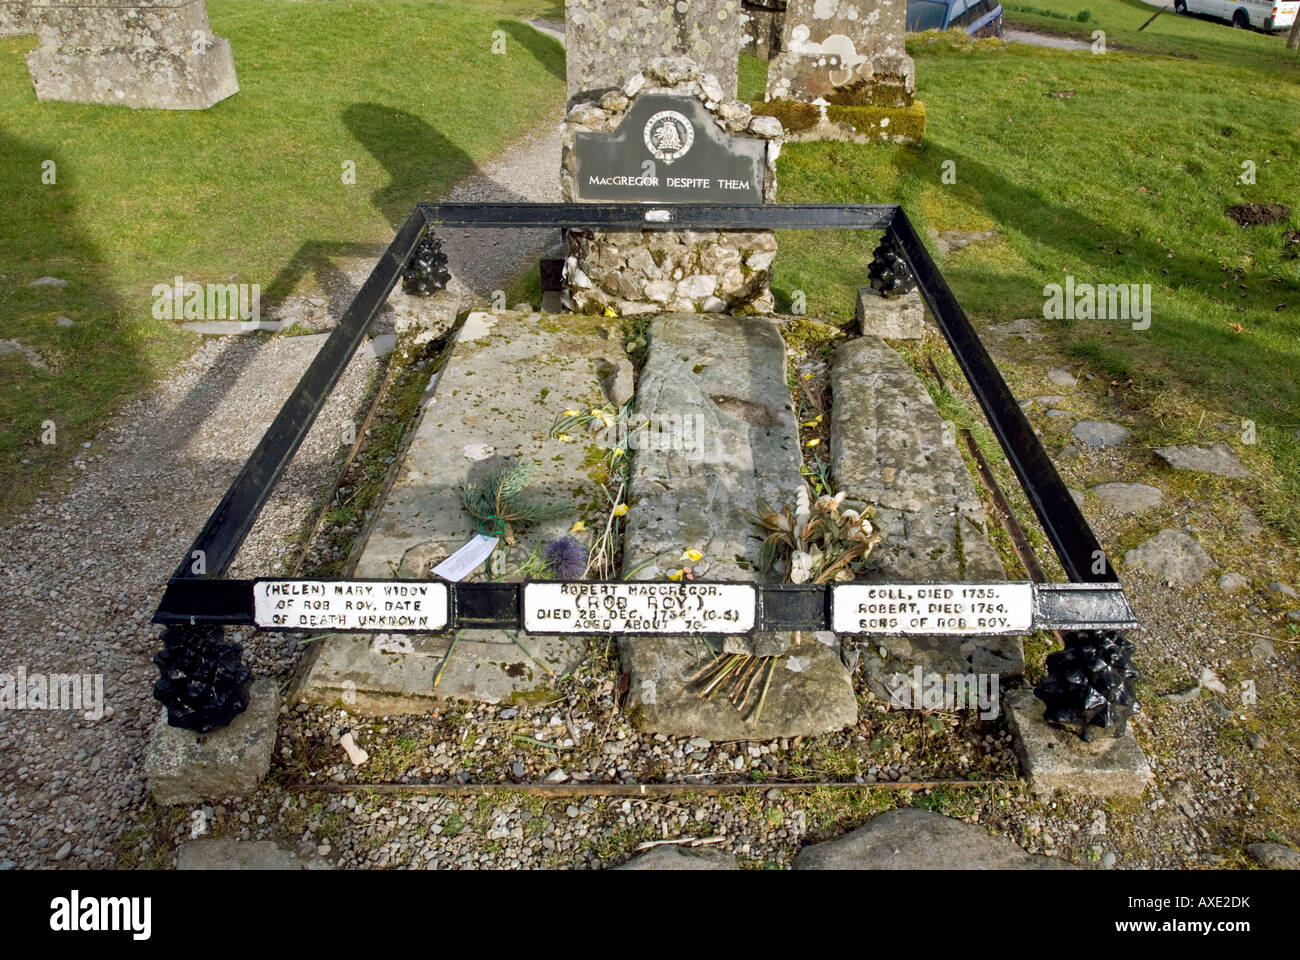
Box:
<box><xmin>830</xmin><ymin>336</ymin><xmax>1021</xmax><ymax>699</ymax></box>
<box><xmin>0</xmin><ymin>1</ymin><xmax>31</xmax><ymax>35</ymax></box>
<box><xmin>145</xmin><ymin>678</ymin><xmax>278</xmax><ymax>805</ymax></box>
<box><xmin>1005</xmin><ymin>689</ymin><xmax>1154</xmax><ymax>798</ymax></box>
<box><xmin>1071</xmin><ymin>420</ymin><xmax>1130</xmax><ymax>448</ymax></box>
<box><xmin>793</xmin><ymin>808</ymin><xmax>1073</xmax><ymax>869</ymax></box>
<box><xmin>766</xmin><ymin>0</ymin><xmax>914</xmax><ymax>103</ymax></box>
<box><xmin>1154</xmin><ymin>442</ymin><xmax>1251</xmax><ymax>479</ymax></box>
<box><xmin>621</xmin><ymin>631</ymin><xmax>856</xmax><ymax>738</ymax></box>
<box><xmin>27</xmin><ymin>1</ymin><xmax>238</xmax><ymax>110</ymax></box>
<box><xmin>618</xmin><ymin>313</ymin><xmax>856</xmax><ymax>736</ymax></box>
<box><xmin>297</xmin><ymin>311</ymin><xmax>624</xmax><ymax>711</ymax></box>
<box><xmin>856</xmin><ymin>286</ymin><xmax>926</xmax><ymax>339</ymax></box>
<box><xmin>616</xmin><ymin>843</ymin><xmax>738</xmax><ymax>869</ymax></box>
<box><xmin>1122</xmin><ymin>528</ymin><xmax>1215</xmax><ymax>584</ymax></box>
<box><xmin>1246</xmin><ymin>842</ymin><xmax>1300</xmax><ymax>870</ymax></box>
<box><xmin>177</xmin><ymin>839</ymin><xmax>332</xmax><ymax>871</ymax></box>
<box><xmin>1088</xmin><ymin>482</ymin><xmax>1162</xmax><ymax>513</ymax></box>
<box><xmin>565</xmin><ymin>0</ymin><xmax>743</xmax><ymax>105</ymax></box>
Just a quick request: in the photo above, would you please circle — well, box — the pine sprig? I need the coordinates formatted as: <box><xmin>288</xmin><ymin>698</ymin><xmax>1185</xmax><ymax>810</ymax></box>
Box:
<box><xmin>461</xmin><ymin>459</ymin><xmax>567</xmax><ymax>545</ymax></box>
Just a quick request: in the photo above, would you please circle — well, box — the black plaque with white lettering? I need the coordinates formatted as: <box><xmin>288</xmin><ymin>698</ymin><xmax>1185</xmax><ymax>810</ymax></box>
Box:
<box><xmin>575</xmin><ymin>95</ymin><xmax>765</xmax><ymax>204</ymax></box>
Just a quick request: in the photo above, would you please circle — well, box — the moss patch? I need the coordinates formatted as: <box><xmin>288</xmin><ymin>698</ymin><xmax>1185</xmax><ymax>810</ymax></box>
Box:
<box><xmin>750</xmin><ymin>99</ymin><xmax>820</xmax><ymax>134</ymax></box>
<box><xmin>825</xmin><ymin>102</ymin><xmax>927</xmax><ymax>144</ymax></box>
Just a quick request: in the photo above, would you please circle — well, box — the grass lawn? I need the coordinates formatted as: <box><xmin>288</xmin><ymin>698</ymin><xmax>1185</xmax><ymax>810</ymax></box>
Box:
<box><xmin>739</xmin><ymin>12</ymin><xmax>1300</xmax><ymax>540</ymax></box>
<box><xmin>0</xmin><ymin>0</ymin><xmax>565</xmax><ymax>517</ymax></box>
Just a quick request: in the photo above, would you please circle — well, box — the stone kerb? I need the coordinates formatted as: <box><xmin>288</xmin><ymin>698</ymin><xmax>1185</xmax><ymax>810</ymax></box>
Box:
<box><xmin>26</xmin><ymin>0</ymin><xmax>239</xmax><ymax>109</ymax></box>
<box><xmin>561</xmin><ymin>56</ymin><xmax>784</xmax><ymax>316</ymax></box>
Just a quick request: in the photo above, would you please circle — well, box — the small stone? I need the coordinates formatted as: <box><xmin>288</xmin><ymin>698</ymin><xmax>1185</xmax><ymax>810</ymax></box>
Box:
<box><xmin>1199</xmin><ymin>667</ymin><xmax>1228</xmax><ymax>696</ymax></box>
<box><xmin>1101</xmin><ymin>852</ymin><xmax>1117</xmax><ymax>869</ymax></box>
<box><xmin>1247</xmin><ymin>732</ymin><xmax>1268</xmax><ymax>750</ymax></box>
<box><xmin>689</xmin><ymin>738</ymin><xmax>711</xmax><ymax>749</ymax></box>
<box><xmin>1250</xmin><ymin>637</ymin><xmax>1276</xmax><ymax>660</ymax></box>
<box><xmin>1246</xmin><ymin>842</ymin><xmax>1300</xmax><ymax>870</ymax></box>
<box><xmin>339</xmin><ymin>732</ymin><xmax>368</xmax><ymax>766</ymax></box>
<box><xmin>29</xmin><ymin>276</ymin><xmax>68</xmax><ymax>287</ymax></box>
<box><xmin>1123</xmin><ymin>529</ymin><xmax>1215</xmax><ymax>584</ymax></box>
<box><xmin>1071</xmin><ymin>421</ymin><xmax>1130</xmax><ymax>448</ymax></box>
<box><xmin>565</xmin><ymin>805</ymin><xmax>581</xmax><ymax>818</ymax></box>
<box><xmin>55</xmin><ymin>316</ymin><xmax>74</xmax><ymax>327</ymax></box>
<box><xmin>566</xmin><ymin>101</ymin><xmax>606</xmax><ymax>126</ymax></box>
<box><xmin>1264</xmin><ymin>581</ymin><xmax>1298</xmax><ymax>599</ymax></box>
<box><xmin>1046</xmin><ymin>368</ymin><xmax>1077</xmax><ymax>388</ymax></box>
<box><xmin>602</xmin><ymin>357</ymin><xmax>635</xmax><ymax>406</ymax></box>
<box><xmin>544</xmin><ymin>769</ymin><xmax>569</xmax><ymax>784</ymax></box>
<box><xmin>1089</xmin><ymin>482</ymin><xmax>1162</xmax><ymax>513</ymax></box>
<box><xmin>1154</xmin><ymin>442</ymin><xmax>1251</xmax><ymax>479</ymax></box>
<box><xmin>748</xmin><ymin>115</ymin><xmax>783</xmax><ymax>138</ymax></box>
<box><xmin>511</xmin><ymin>762</ymin><xmax>525</xmax><ymax>777</ymax></box>
<box><xmin>54</xmin><ymin>842</ymin><xmax>72</xmax><ymax>861</ymax></box>
<box><xmin>1218</xmin><ymin>572</ymin><xmax>1249</xmax><ymax>593</ymax></box>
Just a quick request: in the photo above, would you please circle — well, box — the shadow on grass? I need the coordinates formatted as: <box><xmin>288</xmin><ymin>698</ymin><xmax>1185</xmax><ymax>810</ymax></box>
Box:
<box><xmin>0</xmin><ymin>129</ymin><xmax>146</xmax><ymax>516</ymax></box>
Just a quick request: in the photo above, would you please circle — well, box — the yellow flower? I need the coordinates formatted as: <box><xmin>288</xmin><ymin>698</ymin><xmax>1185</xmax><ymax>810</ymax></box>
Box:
<box><xmin>563</xmin><ymin>409</ymin><xmax>579</xmax><ymax>417</ymax></box>
<box><xmin>681</xmin><ymin>548</ymin><xmax>703</xmax><ymax>563</ymax></box>
<box><xmin>613</xmin><ymin>447</ymin><xmax>625</xmax><ymax>458</ymax></box>
<box><xmin>613</xmin><ymin>503</ymin><xmax>629</xmax><ymax>516</ymax></box>
<box><xmin>803</xmin><ymin>372</ymin><xmax>814</xmax><ymax>380</ymax></box>
<box><xmin>805</xmin><ymin>438</ymin><xmax>821</xmax><ymax>447</ymax></box>
<box><xmin>603</xmin><ymin>305</ymin><xmax>620</xmax><ymax>318</ymax></box>
<box><xmin>571</xmin><ymin>520</ymin><xmax>586</xmax><ymax>533</ymax></box>
<box><xmin>667</xmin><ymin>568</ymin><xmax>684</xmax><ymax>581</ymax></box>
<box><xmin>558</xmin><ymin>433</ymin><xmax>573</xmax><ymax>443</ymax></box>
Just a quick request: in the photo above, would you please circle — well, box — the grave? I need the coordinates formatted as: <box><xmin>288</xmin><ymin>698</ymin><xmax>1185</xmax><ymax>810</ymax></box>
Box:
<box><xmin>0</xmin><ymin>0</ymin><xmax>31</xmax><ymax>35</ymax></box>
<box><xmin>149</xmin><ymin>0</ymin><xmax>1148</xmax><ymax>800</ymax></box>
<box><xmin>756</xmin><ymin>0</ymin><xmax>924</xmax><ymax>145</ymax></box>
<box><xmin>26</xmin><ymin>0</ymin><xmax>238</xmax><ymax>109</ymax></box>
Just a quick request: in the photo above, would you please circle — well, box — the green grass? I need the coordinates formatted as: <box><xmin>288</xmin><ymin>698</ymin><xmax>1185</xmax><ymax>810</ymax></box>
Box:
<box><xmin>1007</xmin><ymin>0</ymin><xmax>1300</xmax><ymax>71</ymax></box>
<box><xmin>761</xmin><ymin>19</ymin><xmax>1300</xmax><ymax>538</ymax></box>
<box><xmin>0</xmin><ymin>0</ymin><xmax>564</xmax><ymax>517</ymax></box>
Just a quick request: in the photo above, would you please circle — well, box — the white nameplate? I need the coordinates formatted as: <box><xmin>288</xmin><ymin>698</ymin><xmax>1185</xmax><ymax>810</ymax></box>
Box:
<box><xmin>253</xmin><ymin>580</ymin><xmax>449</xmax><ymax>632</ymax></box>
<box><xmin>832</xmin><ymin>583</ymin><xmax>1033</xmax><ymax>635</ymax></box>
<box><xmin>523</xmin><ymin>582</ymin><xmax>756</xmax><ymax>634</ymax></box>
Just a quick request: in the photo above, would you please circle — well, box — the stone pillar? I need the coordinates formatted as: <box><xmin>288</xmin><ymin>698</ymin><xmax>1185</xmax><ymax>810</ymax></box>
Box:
<box><xmin>26</xmin><ymin>1</ymin><xmax>238</xmax><ymax>109</ymax></box>
<box><xmin>561</xmin><ymin>57</ymin><xmax>782</xmax><ymax>316</ymax></box>
<box><xmin>566</xmin><ymin>0</ymin><xmax>743</xmax><ymax>106</ymax></box>
<box><xmin>0</xmin><ymin>1</ymin><xmax>33</xmax><ymax>35</ymax></box>
<box><xmin>758</xmin><ymin>0</ymin><xmax>923</xmax><ymax>144</ymax></box>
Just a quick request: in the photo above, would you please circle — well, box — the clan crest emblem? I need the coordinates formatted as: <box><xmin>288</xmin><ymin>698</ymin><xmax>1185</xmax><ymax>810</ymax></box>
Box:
<box><xmin>643</xmin><ymin>110</ymin><xmax>695</xmax><ymax>165</ymax></box>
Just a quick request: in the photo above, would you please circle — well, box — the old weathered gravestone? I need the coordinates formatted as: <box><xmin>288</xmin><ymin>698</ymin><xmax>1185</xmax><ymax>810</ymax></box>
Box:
<box><xmin>759</xmin><ymin>0</ymin><xmax>923</xmax><ymax>145</ymax></box>
<box><xmin>26</xmin><ymin>1</ymin><xmax>238</xmax><ymax>109</ymax></box>
<box><xmin>0</xmin><ymin>1</ymin><xmax>32</xmax><ymax>35</ymax></box>
<box><xmin>566</xmin><ymin>0</ymin><xmax>743</xmax><ymax>106</ymax></box>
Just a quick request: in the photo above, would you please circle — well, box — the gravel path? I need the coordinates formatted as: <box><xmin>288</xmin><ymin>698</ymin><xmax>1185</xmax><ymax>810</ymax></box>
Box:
<box><xmin>0</xmin><ymin>77</ymin><xmax>565</xmax><ymax>869</ymax></box>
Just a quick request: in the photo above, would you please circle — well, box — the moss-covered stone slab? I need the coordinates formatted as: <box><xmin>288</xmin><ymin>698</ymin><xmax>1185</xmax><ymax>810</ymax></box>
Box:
<box><xmin>297</xmin><ymin>310</ymin><xmax>624</xmax><ymax>710</ymax></box>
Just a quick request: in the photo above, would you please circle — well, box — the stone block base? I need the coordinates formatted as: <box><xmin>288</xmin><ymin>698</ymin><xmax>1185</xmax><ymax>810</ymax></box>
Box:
<box><xmin>855</xmin><ymin>286</ymin><xmax>928</xmax><ymax>339</ymax></box>
<box><xmin>754</xmin><ymin>100</ymin><xmax>927</xmax><ymax>146</ymax></box>
<box><xmin>144</xmin><ymin>678</ymin><xmax>278</xmax><ymax>805</ymax></box>
<box><xmin>177</xmin><ymin>839</ymin><xmax>332</xmax><ymax>870</ymax></box>
<box><xmin>1006</xmin><ymin>690</ymin><xmax>1154</xmax><ymax>798</ymax></box>
<box><xmin>27</xmin><ymin>38</ymin><xmax>238</xmax><ymax>109</ymax></box>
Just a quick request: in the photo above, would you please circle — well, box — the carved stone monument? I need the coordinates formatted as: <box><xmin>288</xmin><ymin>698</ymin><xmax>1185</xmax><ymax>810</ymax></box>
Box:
<box><xmin>566</xmin><ymin>0</ymin><xmax>744</xmax><ymax>106</ymax></box>
<box><xmin>0</xmin><ymin>1</ymin><xmax>32</xmax><ymax>35</ymax></box>
<box><xmin>758</xmin><ymin>0</ymin><xmax>923</xmax><ymax>144</ymax></box>
<box><xmin>26</xmin><ymin>0</ymin><xmax>238</xmax><ymax>109</ymax></box>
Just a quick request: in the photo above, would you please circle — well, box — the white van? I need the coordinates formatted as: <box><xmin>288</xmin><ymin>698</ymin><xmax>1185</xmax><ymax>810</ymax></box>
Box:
<box><xmin>1175</xmin><ymin>0</ymin><xmax>1298</xmax><ymax>31</ymax></box>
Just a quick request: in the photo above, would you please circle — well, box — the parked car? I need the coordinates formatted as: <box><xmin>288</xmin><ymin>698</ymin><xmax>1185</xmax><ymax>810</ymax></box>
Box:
<box><xmin>1175</xmin><ymin>0</ymin><xmax>1299</xmax><ymax>31</ymax></box>
<box><xmin>906</xmin><ymin>0</ymin><xmax>1005</xmax><ymax>38</ymax></box>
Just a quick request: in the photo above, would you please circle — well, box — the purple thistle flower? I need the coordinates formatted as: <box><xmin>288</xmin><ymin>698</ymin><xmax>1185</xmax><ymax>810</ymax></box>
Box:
<box><xmin>543</xmin><ymin>536</ymin><xmax>588</xmax><ymax>579</ymax></box>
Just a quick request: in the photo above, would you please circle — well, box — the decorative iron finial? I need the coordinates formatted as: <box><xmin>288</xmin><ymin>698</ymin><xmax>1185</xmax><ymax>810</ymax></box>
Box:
<box><xmin>1034</xmin><ymin>630</ymin><xmax>1139</xmax><ymax>741</ymax></box>
<box><xmin>402</xmin><ymin>233</ymin><xmax>451</xmax><ymax>296</ymax></box>
<box><xmin>152</xmin><ymin>624</ymin><xmax>253</xmax><ymax>733</ymax></box>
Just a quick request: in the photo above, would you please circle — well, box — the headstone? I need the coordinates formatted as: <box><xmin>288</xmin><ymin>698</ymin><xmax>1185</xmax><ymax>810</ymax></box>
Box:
<box><xmin>26</xmin><ymin>1</ymin><xmax>238</xmax><ymax>109</ymax></box>
<box><xmin>565</xmin><ymin>0</ymin><xmax>743</xmax><ymax>106</ymax></box>
<box><xmin>767</xmin><ymin>0</ymin><xmax>913</xmax><ymax>101</ymax></box>
<box><xmin>741</xmin><ymin>0</ymin><xmax>785</xmax><ymax>59</ymax></box>
<box><xmin>0</xmin><ymin>0</ymin><xmax>32</xmax><ymax>35</ymax></box>
<box><xmin>758</xmin><ymin>0</ymin><xmax>922</xmax><ymax>145</ymax></box>
<box><xmin>561</xmin><ymin>56</ymin><xmax>782</xmax><ymax>316</ymax></box>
